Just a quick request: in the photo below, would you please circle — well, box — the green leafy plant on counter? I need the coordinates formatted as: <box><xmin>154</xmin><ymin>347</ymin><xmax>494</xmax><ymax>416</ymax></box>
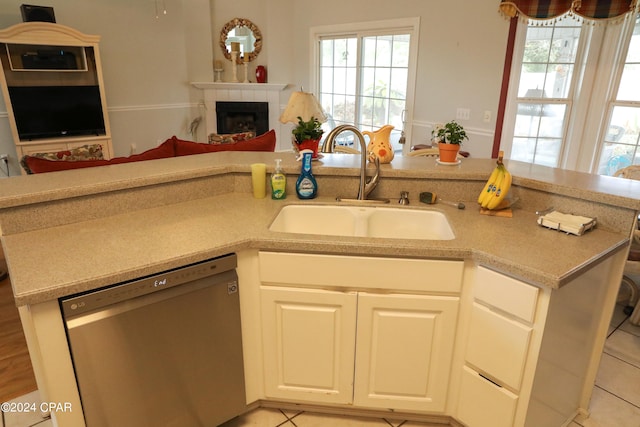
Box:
<box><xmin>292</xmin><ymin>116</ymin><xmax>324</xmax><ymax>143</ymax></box>
<box><xmin>432</xmin><ymin>120</ymin><xmax>468</xmax><ymax>145</ymax></box>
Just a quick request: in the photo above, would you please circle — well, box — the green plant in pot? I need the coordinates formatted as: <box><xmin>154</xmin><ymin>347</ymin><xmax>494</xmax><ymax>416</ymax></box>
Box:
<box><xmin>432</xmin><ymin>120</ymin><xmax>468</xmax><ymax>163</ymax></box>
<box><xmin>292</xmin><ymin>116</ymin><xmax>324</xmax><ymax>158</ymax></box>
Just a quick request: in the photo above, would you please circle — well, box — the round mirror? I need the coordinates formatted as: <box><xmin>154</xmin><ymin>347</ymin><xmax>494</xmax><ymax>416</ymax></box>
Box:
<box><xmin>219</xmin><ymin>17</ymin><xmax>262</xmax><ymax>64</ymax></box>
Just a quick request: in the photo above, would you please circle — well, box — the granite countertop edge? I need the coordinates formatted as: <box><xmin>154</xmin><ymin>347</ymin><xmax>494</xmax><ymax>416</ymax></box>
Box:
<box><xmin>2</xmin><ymin>154</ymin><xmax>640</xmax><ymax>210</ymax></box>
<box><xmin>3</xmin><ymin>193</ymin><xmax>630</xmax><ymax>307</ymax></box>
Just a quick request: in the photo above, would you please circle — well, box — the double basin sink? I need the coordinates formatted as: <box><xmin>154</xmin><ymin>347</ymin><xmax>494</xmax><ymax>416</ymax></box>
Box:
<box><xmin>269</xmin><ymin>204</ymin><xmax>455</xmax><ymax>240</ymax></box>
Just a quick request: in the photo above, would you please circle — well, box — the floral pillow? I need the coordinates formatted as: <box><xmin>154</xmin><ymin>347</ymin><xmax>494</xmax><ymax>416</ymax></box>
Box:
<box><xmin>207</xmin><ymin>131</ymin><xmax>256</xmax><ymax>145</ymax></box>
<box><xmin>20</xmin><ymin>144</ymin><xmax>104</xmax><ymax>174</ymax></box>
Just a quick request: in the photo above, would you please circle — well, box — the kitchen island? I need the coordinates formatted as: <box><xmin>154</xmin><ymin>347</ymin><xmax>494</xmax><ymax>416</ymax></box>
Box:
<box><xmin>0</xmin><ymin>152</ymin><xmax>638</xmax><ymax>426</ymax></box>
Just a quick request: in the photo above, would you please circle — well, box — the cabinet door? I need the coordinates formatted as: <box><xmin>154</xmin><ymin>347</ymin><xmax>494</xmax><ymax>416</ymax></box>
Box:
<box><xmin>261</xmin><ymin>286</ymin><xmax>357</xmax><ymax>404</ymax></box>
<box><xmin>353</xmin><ymin>293</ymin><xmax>459</xmax><ymax>412</ymax></box>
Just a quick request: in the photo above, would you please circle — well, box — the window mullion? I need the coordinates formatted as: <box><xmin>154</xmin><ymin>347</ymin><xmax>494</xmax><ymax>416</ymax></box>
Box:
<box><xmin>354</xmin><ymin>36</ymin><xmax>363</xmax><ymax>129</ymax></box>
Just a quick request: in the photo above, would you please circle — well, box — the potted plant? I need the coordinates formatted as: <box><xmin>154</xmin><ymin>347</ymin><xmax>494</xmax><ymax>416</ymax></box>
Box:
<box><xmin>292</xmin><ymin>116</ymin><xmax>323</xmax><ymax>158</ymax></box>
<box><xmin>432</xmin><ymin>120</ymin><xmax>468</xmax><ymax>163</ymax></box>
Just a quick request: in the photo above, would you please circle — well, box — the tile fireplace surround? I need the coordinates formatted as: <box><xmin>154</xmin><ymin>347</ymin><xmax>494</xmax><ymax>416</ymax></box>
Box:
<box><xmin>192</xmin><ymin>82</ymin><xmax>289</xmax><ymax>150</ymax></box>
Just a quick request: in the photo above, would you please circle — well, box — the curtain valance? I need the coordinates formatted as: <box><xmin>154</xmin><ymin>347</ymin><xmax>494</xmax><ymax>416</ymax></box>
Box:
<box><xmin>499</xmin><ymin>0</ymin><xmax>638</xmax><ymax>21</ymax></box>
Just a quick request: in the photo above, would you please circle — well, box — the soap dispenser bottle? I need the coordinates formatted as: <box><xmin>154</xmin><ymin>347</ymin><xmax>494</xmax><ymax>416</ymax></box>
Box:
<box><xmin>271</xmin><ymin>158</ymin><xmax>286</xmax><ymax>200</ymax></box>
<box><xmin>296</xmin><ymin>150</ymin><xmax>318</xmax><ymax>199</ymax></box>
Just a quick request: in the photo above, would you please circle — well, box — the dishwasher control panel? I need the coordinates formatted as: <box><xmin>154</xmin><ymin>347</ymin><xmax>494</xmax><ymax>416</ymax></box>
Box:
<box><xmin>60</xmin><ymin>253</ymin><xmax>237</xmax><ymax>318</ymax></box>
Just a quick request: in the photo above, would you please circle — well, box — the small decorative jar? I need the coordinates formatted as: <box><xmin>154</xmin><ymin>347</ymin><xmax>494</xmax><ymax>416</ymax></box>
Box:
<box><xmin>256</xmin><ymin>65</ymin><xmax>267</xmax><ymax>83</ymax></box>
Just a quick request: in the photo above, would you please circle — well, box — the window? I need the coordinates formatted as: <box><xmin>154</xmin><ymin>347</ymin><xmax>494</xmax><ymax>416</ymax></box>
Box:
<box><xmin>505</xmin><ymin>19</ymin><xmax>583</xmax><ymax>167</ymax></box>
<box><xmin>311</xmin><ymin>19</ymin><xmax>419</xmax><ymax>154</ymax></box>
<box><xmin>510</xmin><ymin>21</ymin><xmax>583</xmax><ymax>167</ymax></box>
<box><xmin>595</xmin><ymin>15</ymin><xmax>640</xmax><ymax>175</ymax></box>
<box><xmin>501</xmin><ymin>13</ymin><xmax>640</xmax><ymax>175</ymax></box>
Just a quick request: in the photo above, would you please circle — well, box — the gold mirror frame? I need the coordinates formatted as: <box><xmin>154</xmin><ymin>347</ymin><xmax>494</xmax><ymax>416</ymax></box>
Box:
<box><xmin>219</xmin><ymin>17</ymin><xmax>262</xmax><ymax>64</ymax></box>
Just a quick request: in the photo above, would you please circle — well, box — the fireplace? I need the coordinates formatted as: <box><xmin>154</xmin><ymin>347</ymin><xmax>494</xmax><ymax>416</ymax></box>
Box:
<box><xmin>216</xmin><ymin>101</ymin><xmax>269</xmax><ymax>136</ymax></box>
<box><xmin>191</xmin><ymin>82</ymin><xmax>287</xmax><ymax>149</ymax></box>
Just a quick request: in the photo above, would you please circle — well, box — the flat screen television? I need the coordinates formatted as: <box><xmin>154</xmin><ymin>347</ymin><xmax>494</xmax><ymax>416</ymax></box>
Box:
<box><xmin>8</xmin><ymin>85</ymin><xmax>106</xmax><ymax>140</ymax></box>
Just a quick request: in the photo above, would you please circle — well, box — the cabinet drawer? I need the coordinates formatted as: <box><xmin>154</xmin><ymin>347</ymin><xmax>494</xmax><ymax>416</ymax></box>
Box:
<box><xmin>457</xmin><ymin>366</ymin><xmax>518</xmax><ymax>427</ymax></box>
<box><xmin>465</xmin><ymin>303</ymin><xmax>532</xmax><ymax>390</ymax></box>
<box><xmin>18</xmin><ymin>143</ymin><xmax>69</xmax><ymax>156</ymax></box>
<box><xmin>474</xmin><ymin>266</ymin><xmax>538</xmax><ymax>322</ymax></box>
<box><xmin>259</xmin><ymin>252</ymin><xmax>463</xmax><ymax>293</ymax></box>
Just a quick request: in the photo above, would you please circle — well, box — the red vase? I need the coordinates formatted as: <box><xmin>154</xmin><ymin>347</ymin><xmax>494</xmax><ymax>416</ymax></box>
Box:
<box><xmin>256</xmin><ymin>65</ymin><xmax>267</xmax><ymax>83</ymax></box>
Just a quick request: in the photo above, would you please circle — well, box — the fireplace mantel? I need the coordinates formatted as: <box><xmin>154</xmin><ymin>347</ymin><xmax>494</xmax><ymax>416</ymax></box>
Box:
<box><xmin>192</xmin><ymin>82</ymin><xmax>288</xmax><ymax>91</ymax></box>
<box><xmin>191</xmin><ymin>81</ymin><xmax>291</xmax><ymax>150</ymax></box>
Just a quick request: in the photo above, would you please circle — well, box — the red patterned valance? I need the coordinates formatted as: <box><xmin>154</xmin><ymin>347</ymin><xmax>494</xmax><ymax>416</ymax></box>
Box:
<box><xmin>499</xmin><ymin>0</ymin><xmax>638</xmax><ymax>20</ymax></box>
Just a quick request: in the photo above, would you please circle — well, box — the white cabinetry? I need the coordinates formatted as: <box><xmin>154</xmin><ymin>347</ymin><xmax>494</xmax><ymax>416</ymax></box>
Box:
<box><xmin>249</xmin><ymin>250</ymin><xmax>625</xmax><ymax>425</ymax></box>
<box><xmin>258</xmin><ymin>252</ymin><xmax>462</xmax><ymax>413</ymax></box>
<box><xmin>457</xmin><ymin>266</ymin><xmax>539</xmax><ymax>427</ymax></box>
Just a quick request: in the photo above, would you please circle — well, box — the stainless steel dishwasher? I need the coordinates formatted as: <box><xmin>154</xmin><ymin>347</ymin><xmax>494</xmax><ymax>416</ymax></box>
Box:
<box><xmin>60</xmin><ymin>253</ymin><xmax>246</xmax><ymax>427</ymax></box>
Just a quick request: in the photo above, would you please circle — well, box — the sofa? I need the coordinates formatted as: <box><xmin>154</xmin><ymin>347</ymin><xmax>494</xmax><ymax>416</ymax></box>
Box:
<box><xmin>20</xmin><ymin>130</ymin><xmax>276</xmax><ymax>174</ymax></box>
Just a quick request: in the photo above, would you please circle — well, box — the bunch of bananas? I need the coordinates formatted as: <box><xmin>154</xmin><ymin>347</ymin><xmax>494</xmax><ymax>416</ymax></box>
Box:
<box><xmin>477</xmin><ymin>153</ymin><xmax>512</xmax><ymax>210</ymax></box>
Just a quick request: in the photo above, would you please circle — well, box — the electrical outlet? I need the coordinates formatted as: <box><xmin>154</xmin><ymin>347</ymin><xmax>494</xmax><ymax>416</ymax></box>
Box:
<box><xmin>483</xmin><ymin>110</ymin><xmax>492</xmax><ymax>123</ymax></box>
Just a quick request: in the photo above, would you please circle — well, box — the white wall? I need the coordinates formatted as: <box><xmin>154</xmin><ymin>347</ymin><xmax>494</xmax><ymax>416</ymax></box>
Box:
<box><xmin>286</xmin><ymin>0</ymin><xmax>509</xmax><ymax>158</ymax></box>
<box><xmin>0</xmin><ymin>0</ymin><xmax>509</xmax><ymax>176</ymax></box>
<box><xmin>209</xmin><ymin>0</ymin><xmax>509</xmax><ymax>157</ymax></box>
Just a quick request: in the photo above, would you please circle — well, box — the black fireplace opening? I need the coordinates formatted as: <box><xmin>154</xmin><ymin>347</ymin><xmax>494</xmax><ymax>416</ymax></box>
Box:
<box><xmin>216</xmin><ymin>101</ymin><xmax>269</xmax><ymax>136</ymax></box>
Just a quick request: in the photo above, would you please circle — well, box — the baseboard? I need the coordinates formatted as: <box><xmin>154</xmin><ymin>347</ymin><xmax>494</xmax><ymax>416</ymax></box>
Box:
<box><xmin>258</xmin><ymin>399</ymin><xmax>455</xmax><ymax>426</ymax></box>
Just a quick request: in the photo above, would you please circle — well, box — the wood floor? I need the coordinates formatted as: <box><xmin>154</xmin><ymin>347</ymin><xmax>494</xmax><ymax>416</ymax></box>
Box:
<box><xmin>0</xmin><ymin>271</ymin><xmax>37</xmax><ymax>402</ymax></box>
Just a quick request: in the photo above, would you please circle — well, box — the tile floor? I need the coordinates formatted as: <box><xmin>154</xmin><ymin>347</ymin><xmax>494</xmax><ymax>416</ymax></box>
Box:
<box><xmin>2</xmin><ymin>305</ymin><xmax>639</xmax><ymax>427</ymax></box>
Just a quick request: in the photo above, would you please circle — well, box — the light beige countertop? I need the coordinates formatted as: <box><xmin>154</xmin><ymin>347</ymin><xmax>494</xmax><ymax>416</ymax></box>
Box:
<box><xmin>1</xmin><ymin>152</ymin><xmax>639</xmax><ymax>306</ymax></box>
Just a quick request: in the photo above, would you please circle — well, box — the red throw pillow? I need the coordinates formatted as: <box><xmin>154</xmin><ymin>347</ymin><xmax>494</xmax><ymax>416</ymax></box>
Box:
<box><xmin>24</xmin><ymin>139</ymin><xmax>176</xmax><ymax>174</ymax></box>
<box><xmin>174</xmin><ymin>129</ymin><xmax>276</xmax><ymax>156</ymax></box>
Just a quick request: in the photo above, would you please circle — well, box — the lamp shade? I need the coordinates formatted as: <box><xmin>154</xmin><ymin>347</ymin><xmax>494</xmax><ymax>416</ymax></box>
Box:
<box><xmin>279</xmin><ymin>91</ymin><xmax>327</xmax><ymax>124</ymax></box>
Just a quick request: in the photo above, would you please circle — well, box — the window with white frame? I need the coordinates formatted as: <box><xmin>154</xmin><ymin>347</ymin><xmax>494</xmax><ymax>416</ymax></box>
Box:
<box><xmin>595</xmin><ymin>15</ymin><xmax>640</xmax><ymax>175</ymax></box>
<box><xmin>311</xmin><ymin>19</ymin><xmax>419</xmax><ymax>154</ymax></box>
<box><xmin>510</xmin><ymin>20</ymin><xmax>583</xmax><ymax>167</ymax></box>
<box><xmin>502</xmin><ymin>13</ymin><xmax>640</xmax><ymax>175</ymax></box>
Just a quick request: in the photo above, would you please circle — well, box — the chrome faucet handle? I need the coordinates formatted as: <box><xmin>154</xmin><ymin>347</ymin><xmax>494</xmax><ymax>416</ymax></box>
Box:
<box><xmin>399</xmin><ymin>191</ymin><xmax>409</xmax><ymax>205</ymax></box>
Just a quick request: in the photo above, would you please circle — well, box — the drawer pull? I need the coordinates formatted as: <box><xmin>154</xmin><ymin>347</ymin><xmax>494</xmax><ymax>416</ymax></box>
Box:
<box><xmin>479</xmin><ymin>373</ymin><xmax>502</xmax><ymax>388</ymax></box>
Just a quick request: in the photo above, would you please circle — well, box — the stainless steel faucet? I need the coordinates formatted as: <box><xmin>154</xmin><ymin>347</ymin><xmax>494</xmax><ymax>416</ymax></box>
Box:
<box><xmin>321</xmin><ymin>124</ymin><xmax>381</xmax><ymax>201</ymax></box>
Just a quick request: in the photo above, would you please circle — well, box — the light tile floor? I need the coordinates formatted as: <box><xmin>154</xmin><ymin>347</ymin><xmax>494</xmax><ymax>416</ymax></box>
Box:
<box><xmin>2</xmin><ymin>305</ymin><xmax>639</xmax><ymax>427</ymax></box>
<box><xmin>569</xmin><ymin>303</ymin><xmax>640</xmax><ymax>427</ymax></box>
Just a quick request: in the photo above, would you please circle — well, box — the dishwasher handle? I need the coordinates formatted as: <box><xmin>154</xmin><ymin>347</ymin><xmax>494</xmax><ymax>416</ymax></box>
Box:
<box><xmin>61</xmin><ymin>253</ymin><xmax>237</xmax><ymax>318</ymax></box>
<box><xmin>65</xmin><ymin>270</ymin><xmax>238</xmax><ymax>328</ymax></box>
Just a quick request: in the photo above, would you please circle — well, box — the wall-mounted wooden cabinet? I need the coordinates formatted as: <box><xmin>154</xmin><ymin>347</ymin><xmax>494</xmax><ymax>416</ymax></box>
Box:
<box><xmin>0</xmin><ymin>22</ymin><xmax>113</xmax><ymax>173</ymax></box>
